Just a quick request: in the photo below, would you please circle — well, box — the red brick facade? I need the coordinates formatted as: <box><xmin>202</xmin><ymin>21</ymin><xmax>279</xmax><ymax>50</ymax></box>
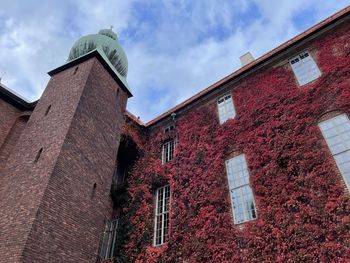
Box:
<box><xmin>0</xmin><ymin>56</ymin><xmax>128</xmax><ymax>262</ymax></box>
<box><xmin>0</xmin><ymin>99</ymin><xmax>22</xmax><ymax>150</ymax></box>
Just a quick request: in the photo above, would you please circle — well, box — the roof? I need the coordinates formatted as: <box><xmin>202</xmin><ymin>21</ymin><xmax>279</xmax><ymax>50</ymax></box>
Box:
<box><xmin>144</xmin><ymin>5</ymin><xmax>350</xmax><ymax>127</ymax></box>
<box><xmin>67</xmin><ymin>28</ymin><xmax>128</xmax><ymax>79</ymax></box>
<box><xmin>126</xmin><ymin>110</ymin><xmax>145</xmax><ymax>126</ymax></box>
<box><xmin>0</xmin><ymin>83</ymin><xmax>37</xmax><ymax>111</ymax></box>
<box><xmin>50</xmin><ymin>47</ymin><xmax>133</xmax><ymax>98</ymax></box>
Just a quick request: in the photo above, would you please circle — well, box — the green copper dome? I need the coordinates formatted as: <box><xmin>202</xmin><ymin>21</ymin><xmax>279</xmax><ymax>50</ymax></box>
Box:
<box><xmin>67</xmin><ymin>28</ymin><xmax>128</xmax><ymax>78</ymax></box>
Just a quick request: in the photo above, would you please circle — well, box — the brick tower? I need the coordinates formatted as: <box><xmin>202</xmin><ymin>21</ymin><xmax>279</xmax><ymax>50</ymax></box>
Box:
<box><xmin>0</xmin><ymin>29</ymin><xmax>132</xmax><ymax>262</ymax></box>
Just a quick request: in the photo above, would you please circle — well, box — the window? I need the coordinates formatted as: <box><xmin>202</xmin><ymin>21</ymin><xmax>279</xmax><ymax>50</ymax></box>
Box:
<box><xmin>45</xmin><ymin>105</ymin><xmax>51</xmax><ymax>116</ymax></box>
<box><xmin>162</xmin><ymin>139</ymin><xmax>175</xmax><ymax>164</ymax></box>
<box><xmin>289</xmin><ymin>51</ymin><xmax>321</xmax><ymax>86</ymax></box>
<box><xmin>319</xmin><ymin>114</ymin><xmax>350</xmax><ymax>191</ymax></box>
<box><xmin>164</xmin><ymin>124</ymin><xmax>175</xmax><ymax>133</ymax></box>
<box><xmin>112</xmin><ymin>164</ymin><xmax>127</xmax><ymax>187</ymax></box>
<box><xmin>34</xmin><ymin>148</ymin><xmax>43</xmax><ymax>163</ymax></box>
<box><xmin>217</xmin><ymin>93</ymin><xmax>236</xmax><ymax>124</ymax></box>
<box><xmin>98</xmin><ymin>219</ymin><xmax>119</xmax><ymax>260</ymax></box>
<box><xmin>225</xmin><ymin>154</ymin><xmax>257</xmax><ymax>224</ymax></box>
<box><xmin>154</xmin><ymin>185</ymin><xmax>170</xmax><ymax>246</ymax></box>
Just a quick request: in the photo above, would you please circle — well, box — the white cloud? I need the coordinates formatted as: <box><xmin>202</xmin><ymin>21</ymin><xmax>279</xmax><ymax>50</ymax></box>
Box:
<box><xmin>126</xmin><ymin>0</ymin><xmax>350</xmax><ymax>121</ymax></box>
<box><xmin>0</xmin><ymin>0</ymin><xmax>349</xmax><ymax>121</ymax></box>
<box><xmin>0</xmin><ymin>0</ymin><xmax>134</xmax><ymax>100</ymax></box>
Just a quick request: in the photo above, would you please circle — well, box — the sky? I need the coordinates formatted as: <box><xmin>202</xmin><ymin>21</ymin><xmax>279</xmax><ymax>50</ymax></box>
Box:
<box><xmin>0</xmin><ymin>1</ymin><xmax>349</xmax><ymax>122</ymax></box>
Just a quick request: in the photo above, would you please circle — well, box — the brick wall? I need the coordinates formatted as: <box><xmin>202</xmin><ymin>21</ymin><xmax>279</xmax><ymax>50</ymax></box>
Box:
<box><xmin>0</xmin><ymin>114</ymin><xmax>30</xmax><ymax>165</ymax></box>
<box><xmin>0</xmin><ymin>56</ymin><xmax>128</xmax><ymax>262</ymax></box>
<box><xmin>0</xmin><ymin>99</ymin><xmax>21</xmax><ymax>151</ymax></box>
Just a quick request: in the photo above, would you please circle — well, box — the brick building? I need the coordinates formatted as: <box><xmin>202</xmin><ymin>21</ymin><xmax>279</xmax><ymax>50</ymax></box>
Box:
<box><xmin>0</xmin><ymin>6</ymin><xmax>349</xmax><ymax>263</ymax></box>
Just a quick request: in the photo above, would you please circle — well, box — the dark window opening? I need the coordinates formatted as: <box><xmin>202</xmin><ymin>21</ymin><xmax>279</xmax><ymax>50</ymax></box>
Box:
<box><xmin>164</xmin><ymin>124</ymin><xmax>175</xmax><ymax>133</ymax></box>
<box><xmin>73</xmin><ymin>66</ymin><xmax>79</xmax><ymax>75</ymax></box>
<box><xmin>113</xmin><ymin>164</ymin><xmax>127</xmax><ymax>187</ymax></box>
<box><xmin>45</xmin><ymin>105</ymin><xmax>51</xmax><ymax>116</ymax></box>
<box><xmin>34</xmin><ymin>148</ymin><xmax>43</xmax><ymax>163</ymax></box>
<box><xmin>111</xmin><ymin>135</ymin><xmax>139</xmax><ymax>200</ymax></box>
<box><xmin>91</xmin><ymin>183</ymin><xmax>97</xmax><ymax>200</ymax></box>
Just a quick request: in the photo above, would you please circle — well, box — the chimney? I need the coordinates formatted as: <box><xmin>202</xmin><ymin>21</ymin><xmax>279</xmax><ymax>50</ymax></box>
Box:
<box><xmin>239</xmin><ymin>52</ymin><xmax>254</xmax><ymax>67</ymax></box>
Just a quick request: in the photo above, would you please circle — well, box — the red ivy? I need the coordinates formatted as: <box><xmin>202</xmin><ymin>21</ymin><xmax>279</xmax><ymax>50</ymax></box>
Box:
<box><xmin>121</xmin><ymin>22</ymin><xmax>350</xmax><ymax>262</ymax></box>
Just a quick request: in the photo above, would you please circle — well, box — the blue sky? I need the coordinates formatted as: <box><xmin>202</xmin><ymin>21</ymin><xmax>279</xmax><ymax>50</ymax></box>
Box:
<box><xmin>0</xmin><ymin>1</ymin><xmax>349</xmax><ymax>122</ymax></box>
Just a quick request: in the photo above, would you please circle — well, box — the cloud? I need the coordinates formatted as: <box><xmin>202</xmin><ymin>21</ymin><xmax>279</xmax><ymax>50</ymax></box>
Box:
<box><xmin>0</xmin><ymin>0</ymin><xmax>134</xmax><ymax>100</ymax></box>
<box><xmin>0</xmin><ymin>0</ymin><xmax>349</xmax><ymax>121</ymax></box>
<box><xmin>125</xmin><ymin>0</ymin><xmax>350</xmax><ymax>121</ymax></box>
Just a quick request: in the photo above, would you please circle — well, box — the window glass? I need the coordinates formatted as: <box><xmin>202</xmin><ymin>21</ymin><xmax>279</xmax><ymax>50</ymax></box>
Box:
<box><xmin>164</xmin><ymin>124</ymin><xmax>175</xmax><ymax>133</ymax></box>
<box><xmin>289</xmin><ymin>51</ymin><xmax>321</xmax><ymax>86</ymax></box>
<box><xmin>154</xmin><ymin>185</ymin><xmax>170</xmax><ymax>246</ymax></box>
<box><xmin>162</xmin><ymin>140</ymin><xmax>175</xmax><ymax>163</ymax></box>
<box><xmin>319</xmin><ymin>114</ymin><xmax>350</xmax><ymax>190</ymax></box>
<box><xmin>225</xmin><ymin>154</ymin><xmax>257</xmax><ymax>224</ymax></box>
<box><xmin>217</xmin><ymin>94</ymin><xmax>236</xmax><ymax>124</ymax></box>
<box><xmin>98</xmin><ymin>219</ymin><xmax>119</xmax><ymax>260</ymax></box>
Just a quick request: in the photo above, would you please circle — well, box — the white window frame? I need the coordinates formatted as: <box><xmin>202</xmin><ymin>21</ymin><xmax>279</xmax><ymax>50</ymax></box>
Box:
<box><xmin>319</xmin><ymin>113</ymin><xmax>350</xmax><ymax>191</ymax></box>
<box><xmin>225</xmin><ymin>154</ymin><xmax>257</xmax><ymax>224</ymax></box>
<box><xmin>289</xmin><ymin>50</ymin><xmax>321</xmax><ymax>86</ymax></box>
<box><xmin>217</xmin><ymin>93</ymin><xmax>236</xmax><ymax>124</ymax></box>
<box><xmin>162</xmin><ymin>139</ymin><xmax>175</xmax><ymax>164</ymax></box>
<box><xmin>98</xmin><ymin>219</ymin><xmax>119</xmax><ymax>260</ymax></box>
<box><xmin>164</xmin><ymin>124</ymin><xmax>175</xmax><ymax>133</ymax></box>
<box><xmin>153</xmin><ymin>185</ymin><xmax>170</xmax><ymax>246</ymax></box>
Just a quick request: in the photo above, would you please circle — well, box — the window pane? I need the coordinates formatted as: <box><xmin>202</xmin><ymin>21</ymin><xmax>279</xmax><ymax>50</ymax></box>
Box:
<box><xmin>163</xmin><ymin>212</ymin><xmax>169</xmax><ymax>243</ymax></box>
<box><xmin>98</xmin><ymin>219</ymin><xmax>119</xmax><ymax>259</ymax></box>
<box><xmin>162</xmin><ymin>140</ymin><xmax>175</xmax><ymax>163</ymax></box>
<box><xmin>157</xmin><ymin>189</ymin><xmax>164</xmax><ymax>214</ymax></box>
<box><xmin>156</xmin><ymin>214</ymin><xmax>162</xmax><ymax>245</ymax></box>
<box><xmin>334</xmin><ymin>151</ymin><xmax>350</xmax><ymax>189</ymax></box>
<box><xmin>319</xmin><ymin>114</ymin><xmax>350</xmax><ymax>191</ymax></box>
<box><xmin>217</xmin><ymin>94</ymin><xmax>236</xmax><ymax>124</ymax></box>
<box><xmin>154</xmin><ymin>185</ymin><xmax>170</xmax><ymax>246</ymax></box>
<box><xmin>226</xmin><ymin>154</ymin><xmax>257</xmax><ymax>224</ymax></box>
<box><xmin>289</xmin><ymin>51</ymin><xmax>321</xmax><ymax>86</ymax></box>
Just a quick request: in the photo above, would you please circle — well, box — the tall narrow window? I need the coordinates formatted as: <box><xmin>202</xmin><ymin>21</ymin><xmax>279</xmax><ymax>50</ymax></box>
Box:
<box><xmin>289</xmin><ymin>51</ymin><xmax>321</xmax><ymax>86</ymax></box>
<box><xmin>98</xmin><ymin>219</ymin><xmax>119</xmax><ymax>260</ymax></box>
<box><xmin>225</xmin><ymin>154</ymin><xmax>257</xmax><ymax>224</ymax></box>
<box><xmin>162</xmin><ymin>139</ymin><xmax>175</xmax><ymax>164</ymax></box>
<box><xmin>154</xmin><ymin>185</ymin><xmax>170</xmax><ymax>246</ymax></box>
<box><xmin>113</xmin><ymin>164</ymin><xmax>127</xmax><ymax>187</ymax></box>
<box><xmin>319</xmin><ymin>114</ymin><xmax>350</xmax><ymax>191</ymax></box>
<box><xmin>217</xmin><ymin>93</ymin><xmax>236</xmax><ymax>124</ymax></box>
<box><xmin>45</xmin><ymin>105</ymin><xmax>51</xmax><ymax>116</ymax></box>
<box><xmin>34</xmin><ymin>148</ymin><xmax>43</xmax><ymax>163</ymax></box>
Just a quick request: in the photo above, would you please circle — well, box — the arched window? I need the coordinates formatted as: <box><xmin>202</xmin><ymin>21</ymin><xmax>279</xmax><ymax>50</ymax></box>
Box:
<box><xmin>319</xmin><ymin>113</ymin><xmax>350</xmax><ymax>191</ymax></box>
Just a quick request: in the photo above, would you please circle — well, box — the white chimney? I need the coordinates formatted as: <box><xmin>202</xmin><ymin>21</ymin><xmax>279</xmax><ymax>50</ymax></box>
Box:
<box><xmin>239</xmin><ymin>52</ymin><xmax>254</xmax><ymax>67</ymax></box>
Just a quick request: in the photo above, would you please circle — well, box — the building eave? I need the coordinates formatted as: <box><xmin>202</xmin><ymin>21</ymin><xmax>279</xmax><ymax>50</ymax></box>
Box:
<box><xmin>125</xmin><ymin>110</ymin><xmax>145</xmax><ymax>126</ymax></box>
<box><xmin>0</xmin><ymin>83</ymin><xmax>37</xmax><ymax>111</ymax></box>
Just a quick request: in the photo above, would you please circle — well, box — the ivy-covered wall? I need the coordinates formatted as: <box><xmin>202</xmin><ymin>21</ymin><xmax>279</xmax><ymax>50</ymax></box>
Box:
<box><xmin>121</xmin><ymin>20</ymin><xmax>350</xmax><ymax>262</ymax></box>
